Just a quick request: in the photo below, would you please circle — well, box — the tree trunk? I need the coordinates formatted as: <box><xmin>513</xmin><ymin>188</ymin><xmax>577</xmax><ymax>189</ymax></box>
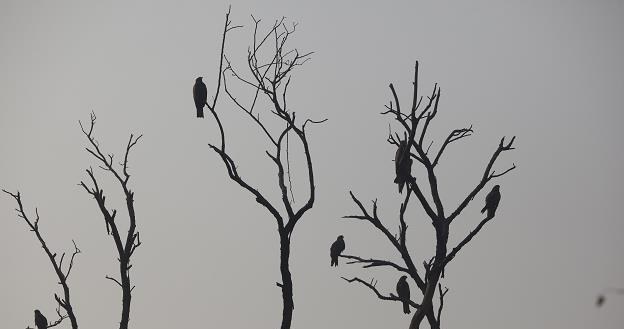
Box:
<box><xmin>410</xmin><ymin>224</ymin><xmax>448</xmax><ymax>329</ymax></box>
<box><xmin>279</xmin><ymin>233</ymin><xmax>294</xmax><ymax>329</ymax></box>
<box><xmin>62</xmin><ymin>283</ymin><xmax>79</xmax><ymax>329</ymax></box>
<box><xmin>119</xmin><ymin>260</ymin><xmax>132</xmax><ymax>329</ymax></box>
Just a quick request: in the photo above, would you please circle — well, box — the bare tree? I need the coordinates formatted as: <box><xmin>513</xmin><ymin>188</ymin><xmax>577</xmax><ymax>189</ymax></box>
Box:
<box><xmin>2</xmin><ymin>190</ymin><xmax>81</xmax><ymax>329</ymax></box>
<box><xmin>2</xmin><ymin>113</ymin><xmax>140</xmax><ymax>329</ymax></box>
<box><xmin>340</xmin><ymin>61</ymin><xmax>516</xmax><ymax>329</ymax></box>
<box><xmin>79</xmin><ymin>113</ymin><xmax>142</xmax><ymax>329</ymax></box>
<box><xmin>196</xmin><ymin>10</ymin><xmax>323</xmax><ymax>329</ymax></box>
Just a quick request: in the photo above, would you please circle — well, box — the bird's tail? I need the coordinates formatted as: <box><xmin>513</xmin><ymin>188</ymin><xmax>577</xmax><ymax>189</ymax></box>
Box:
<box><xmin>403</xmin><ymin>301</ymin><xmax>410</xmax><ymax>314</ymax></box>
<box><xmin>197</xmin><ymin>108</ymin><xmax>204</xmax><ymax>118</ymax></box>
<box><xmin>331</xmin><ymin>258</ymin><xmax>338</xmax><ymax>267</ymax></box>
<box><xmin>398</xmin><ymin>181</ymin><xmax>405</xmax><ymax>193</ymax></box>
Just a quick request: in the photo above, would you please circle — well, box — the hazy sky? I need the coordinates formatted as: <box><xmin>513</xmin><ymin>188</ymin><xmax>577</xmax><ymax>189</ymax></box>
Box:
<box><xmin>1</xmin><ymin>1</ymin><xmax>623</xmax><ymax>328</ymax></box>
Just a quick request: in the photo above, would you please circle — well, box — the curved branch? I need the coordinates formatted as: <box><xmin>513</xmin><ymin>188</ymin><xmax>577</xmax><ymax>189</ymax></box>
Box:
<box><xmin>341</xmin><ymin>277</ymin><xmax>420</xmax><ymax>309</ymax></box>
<box><xmin>432</xmin><ymin>125</ymin><xmax>473</xmax><ymax>167</ymax></box>
<box><xmin>78</xmin><ymin>114</ymin><xmax>141</xmax><ymax>329</ymax></box>
<box><xmin>444</xmin><ymin>214</ymin><xmax>495</xmax><ymax>266</ymax></box>
<box><xmin>274</xmin><ymin>128</ymin><xmax>296</xmax><ymax>220</ymax></box>
<box><xmin>447</xmin><ymin>136</ymin><xmax>516</xmax><ymax>224</ymax></box>
<box><xmin>286</xmin><ymin>127</ymin><xmax>316</xmax><ymax>232</ymax></box>
<box><xmin>436</xmin><ymin>284</ymin><xmax>449</xmax><ymax>327</ymax></box>
<box><xmin>343</xmin><ymin>191</ymin><xmax>426</xmax><ymax>290</ymax></box>
<box><xmin>205</xmin><ymin>7</ymin><xmax>241</xmax><ymax>114</ymax></box>
<box><xmin>209</xmin><ymin>145</ymin><xmax>286</xmax><ymax>227</ymax></box>
<box><xmin>340</xmin><ymin>254</ymin><xmax>409</xmax><ymax>273</ymax></box>
<box><xmin>3</xmin><ymin>190</ymin><xmax>79</xmax><ymax>329</ymax></box>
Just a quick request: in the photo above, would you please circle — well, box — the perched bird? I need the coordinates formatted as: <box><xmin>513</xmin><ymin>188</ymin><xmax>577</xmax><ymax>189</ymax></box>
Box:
<box><xmin>34</xmin><ymin>310</ymin><xmax>47</xmax><ymax>329</ymax></box>
<box><xmin>193</xmin><ymin>77</ymin><xmax>208</xmax><ymax>118</ymax></box>
<box><xmin>481</xmin><ymin>185</ymin><xmax>501</xmax><ymax>218</ymax></box>
<box><xmin>330</xmin><ymin>235</ymin><xmax>345</xmax><ymax>267</ymax></box>
<box><xmin>394</xmin><ymin>139</ymin><xmax>413</xmax><ymax>193</ymax></box>
<box><xmin>396</xmin><ymin>276</ymin><xmax>411</xmax><ymax>314</ymax></box>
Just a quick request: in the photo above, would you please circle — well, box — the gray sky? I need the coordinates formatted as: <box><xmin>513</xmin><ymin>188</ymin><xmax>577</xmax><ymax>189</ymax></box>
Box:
<box><xmin>1</xmin><ymin>1</ymin><xmax>623</xmax><ymax>328</ymax></box>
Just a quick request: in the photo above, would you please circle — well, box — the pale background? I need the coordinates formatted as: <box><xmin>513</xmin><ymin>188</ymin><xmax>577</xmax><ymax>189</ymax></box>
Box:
<box><xmin>1</xmin><ymin>1</ymin><xmax>623</xmax><ymax>328</ymax></box>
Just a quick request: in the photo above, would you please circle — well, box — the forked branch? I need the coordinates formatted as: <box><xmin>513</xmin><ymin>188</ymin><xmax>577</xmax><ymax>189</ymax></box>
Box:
<box><xmin>3</xmin><ymin>190</ymin><xmax>79</xmax><ymax>329</ymax></box>
<box><xmin>340</xmin><ymin>254</ymin><xmax>410</xmax><ymax>273</ymax></box>
<box><xmin>201</xmin><ymin>12</ymin><xmax>321</xmax><ymax>329</ymax></box>
<box><xmin>338</xmin><ymin>61</ymin><xmax>517</xmax><ymax>329</ymax></box>
<box><xmin>447</xmin><ymin>136</ymin><xmax>516</xmax><ymax>224</ymax></box>
<box><xmin>78</xmin><ymin>113</ymin><xmax>141</xmax><ymax>329</ymax></box>
<box><xmin>342</xmin><ymin>277</ymin><xmax>420</xmax><ymax>309</ymax></box>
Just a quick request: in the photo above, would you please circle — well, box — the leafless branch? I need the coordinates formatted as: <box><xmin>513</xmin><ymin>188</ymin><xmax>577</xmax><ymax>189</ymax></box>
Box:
<box><xmin>338</xmin><ymin>61</ymin><xmax>516</xmax><ymax>329</ymax></box>
<box><xmin>444</xmin><ymin>213</ymin><xmax>495</xmax><ymax>266</ymax></box>
<box><xmin>432</xmin><ymin>125</ymin><xmax>473</xmax><ymax>167</ymax></box>
<box><xmin>105</xmin><ymin>275</ymin><xmax>123</xmax><ymax>288</ymax></box>
<box><xmin>341</xmin><ymin>277</ymin><xmax>420</xmax><ymax>309</ymax></box>
<box><xmin>340</xmin><ymin>254</ymin><xmax>409</xmax><ymax>273</ymax></box>
<box><xmin>436</xmin><ymin>284</ymin><xmax>449</xmax><ymax>327</ymax></box>
<box><xmin>447</xmin><ymin>136</ymin><xmax>516</xmax><ymax>224</ymax></box>
<box><xmin>3</xmin><ymin>190</ymin><xmax>79</xmax><ymax>329</ymax></box>
<box><xmin>79</xmin><ymin>113</ymin><xmax>141</xmax><ymax>329</ymax></box>
<box><xmin>205</xmin><ymin>6</ymin><xmax>241</xmax><ymax>114</ymax></box>
<box><xmin>343</xmin><ymin>191</ymin><xmax>426</xmax><ymax>291</ymax></box>
<box><xmin>200</xmin><ymin>13</ymin><xmax>321</xmax><ymax>329</ymax></box>
<box><xmin>64</xmin><ymin>240</ymin><xmax>81</xmax><ymax>279</ymax></box>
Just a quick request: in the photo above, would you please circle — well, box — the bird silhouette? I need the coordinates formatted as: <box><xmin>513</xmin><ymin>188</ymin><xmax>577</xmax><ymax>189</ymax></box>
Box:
<box><xmin>394</xmin><ymin>139</ymin><xmax>413</xmax><ymax>193</ymax></box>
<box><xmin>193</xmin><ymin>77</ymin><xmax>208</xmax><ymax>118</ymax></box>
<box><xmin>330</xmin><ymin>235</ymin><xmax>345</xmax><ymax>267</ymax></box>
<box><xmin>34</xmin><ymin>310</ymin><xmax>47</xmax><ymax>329</ymax></box>
<box><xmin>396</xmin><ymin>276</ymin><xmax>411</xmax><ymax>314</ymax></box>
<box><xmin>481</xmin><ymin>185</ymin><xmax>501</xmax><ymax>218</ymax></box>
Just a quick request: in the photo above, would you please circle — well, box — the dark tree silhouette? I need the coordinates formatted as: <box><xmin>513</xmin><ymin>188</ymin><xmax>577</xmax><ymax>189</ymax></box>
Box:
<box><xmin>195</xmin><ymin>9</ymin><xmax>324</xmax><ymax>329</ymax></box>
<box><xmin>79</xmin><ymin>113</ymin><xmax>142</xmax><ymax>329</ymax></box>
<box><xmin>2</xmin><ymin>190</ymin><xmax>81</xmax><ymax>329</ymax></box>
<box><xmin>3</xmin><ymin>114</ymin><xmax>141</xmax><ymax>329</ymax></box>
<box><xmin>339</xmin><ymin>61</ymin><xmax>516</xmax><ymax>329</ymax></box>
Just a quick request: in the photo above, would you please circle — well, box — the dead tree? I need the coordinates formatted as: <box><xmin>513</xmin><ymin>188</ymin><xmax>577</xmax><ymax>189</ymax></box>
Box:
<box><xmin>2</xmin><ymin>190</ymin><xmax>81</xmax><ymax>329</ymax></box>
<box><xmin>197</xmin><ymin>11</ymin><xmax>323</xmax><ymax>329</ymax></box>
<box><xmin>340</xmin><ymin>62</ymin><xmax>516</xmax><ymax>329</ymax></box>
<box><xmin>79</xmin><ymin>113</ymin><xmax>142</xmax><ymax>329</ymax></box>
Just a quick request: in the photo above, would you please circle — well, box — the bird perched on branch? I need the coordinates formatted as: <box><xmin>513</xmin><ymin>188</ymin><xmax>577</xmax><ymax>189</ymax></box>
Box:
<box><xmin>34</xmin><ymin>310</ymin><xmax>47</xmax><ymax>329</ymax></box>
<box><xmin>193</xmin><ymin>77</ymin><xmax>207</xmax><ymax>118</ymax></box>
<box><xmin>396</xmin><ymin>276</ymin><xmax>411</xmax><ymax>314</ymax></box>
<box><xmin>330</xmin><ymin>235</ymin><xmax>345</xmax><ymax>267</ymax></box>
<box><xmin>481</xmin><ymin>185</ymin><xmax>501</xmax><ymax>218</ymax></box>
<box><xmin>394</xmin><ymin>139</ymin><xmax>413</xmax><ymax>193</ymax></box>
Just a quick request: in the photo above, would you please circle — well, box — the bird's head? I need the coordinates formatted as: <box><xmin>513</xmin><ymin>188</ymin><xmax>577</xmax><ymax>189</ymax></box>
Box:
<box><xmin>338</xmin><ymin>235</ymin><xmax>344</xmax><ymax>240</ymax></box>
<box><xmin>494</xmin><ymin>184</ymin><xmax>500</xmax><ymax>191</ymax></box>
<box><xmin>196</xmin><ymin>77</ymin><xmax>203</xmax><ymax>82</ymax></box>
<box><xmin>34</xmin><ymin>310</ymin><xmax>41</xmax><ymax>315</ymax></box>
<box><xmin>400</xmin><ymin>275</ymin><xmax>407</xmax><ymax>281</ymax></box>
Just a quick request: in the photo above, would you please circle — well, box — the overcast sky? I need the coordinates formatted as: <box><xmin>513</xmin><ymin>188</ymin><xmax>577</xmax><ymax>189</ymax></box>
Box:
<box><xmin>1</xmin><ymin>1</ymin><xmax>623</xmax><ymax>328</ymax></box>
